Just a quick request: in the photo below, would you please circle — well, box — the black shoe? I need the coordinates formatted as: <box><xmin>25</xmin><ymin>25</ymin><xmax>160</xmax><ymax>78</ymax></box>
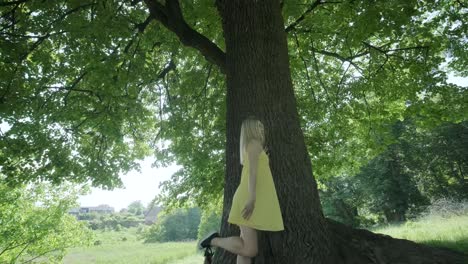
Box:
<box><xmin>199</xmin><ymin>231</ymin><xmax>220</xmax><ymax>249</ymax></box>
<box><xmin>204</xmin><ymin>247</ymin><xmax>214</xmax><ymax>260</ymax></box>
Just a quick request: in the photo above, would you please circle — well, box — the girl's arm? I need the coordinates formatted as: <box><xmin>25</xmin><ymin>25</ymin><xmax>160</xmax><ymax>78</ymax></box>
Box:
<box><xmin>246</xmin><ymin>139</ymin><xmax>262</xmax><ymax>201</ymax></box>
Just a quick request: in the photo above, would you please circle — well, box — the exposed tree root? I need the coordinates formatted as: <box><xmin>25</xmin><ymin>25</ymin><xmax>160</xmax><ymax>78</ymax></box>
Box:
<box><xmin>328</xmin><ymin>218</ymin><xmax>468</xmax><ymax>264</ymax></box>
<box><xmin>213</xmin><ymin>218</ymin><xmax>467</xmax><ymax>263</ymax></box>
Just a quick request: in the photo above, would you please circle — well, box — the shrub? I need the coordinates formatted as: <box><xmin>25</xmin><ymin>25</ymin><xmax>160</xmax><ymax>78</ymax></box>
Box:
<box><xmin>143</xmin><ymin>208</ymin><xmax>201</xmax><ymax>243</ymax></box>
<box><xmin>0</xmin><ymin>183</ymin><xmax>92</xmax><ymax>263</ymax></box>
<box><xmin>420</xmin><ymin>197</ymin><xmax>468</xmax><ymax>219</ymax></box>
<box><xmin>197</xmin><ymin>211</ymin><xmax>221</xmax><ymax>240</ymax></box>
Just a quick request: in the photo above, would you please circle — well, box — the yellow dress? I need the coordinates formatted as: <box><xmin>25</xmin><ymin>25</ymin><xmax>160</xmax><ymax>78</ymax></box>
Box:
<box><xmin>228</xmin><ymin>149</ymin><xmax>284</xmax><ymax>231</ymax></box>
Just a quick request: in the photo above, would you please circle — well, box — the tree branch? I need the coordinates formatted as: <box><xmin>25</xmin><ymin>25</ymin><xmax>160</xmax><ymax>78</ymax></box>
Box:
<box><xmin>285</xmin><ymin>0</ymin><xmax>322</xmax><ymax>33</ymax></box>
<box><xmin>20</xmin><ymin>248</ymin><xmax>60</xmax><ymax>264</ymax></box>
<box><xmin>362</xmin><ymin>41</ymin><xmax>428</xmax><ymax>57</ymax></box>
<box><xmin>308</xmin><ymin>41</ymin><xmax>428</xmax><ymax>78</ymax></box>
<box><xmin>311</xmin><ymin>46</ymin><xmax>364</xmax><ymax>73</ymax></box>
<box><xmin>455</xmin><ymin>0</ymin><xmax>466</xmax><ymax>8</ymax></box>
<box><xmin>157</xmin><ymin>60</ymin><xmax>176</xmax><ymax>79</ymax></box>
<box><xmin>12</xmin><ymin>3</ymin><xmax>94</xmax><ymax>62</ymax></box>
<box><xmin>144</xmin><ymin>0</ymin><xmax>226</xmax><ymax>72</ymax></box>
<box><xmin>0</xmin><ymin>0</ymin><xmax>28</xmax><ymax>7</ymax></box>
<box><xmin>134</xmin><ymin>15</ymin><xmax>153</xmax><ymax>33</ymax></box>
<box><xmin>12</xmin><ymin>240</ymin><xmax>32</xmax><ymax>263</ymax></box>
<box><xmin>285</xmin><ymin>1</ymin><xmax>342</xmax><ymax>33</ymax></box>
<box><xmin>336</xmin><ymin>60</ymin><xmax>350</xmax><ymax>105</ymax></box>
<box><xmin>45</xmin><ymin>71</ymin><xmax>104</xmax><ymax>106</ymax></box>
<box><xmin>0</xmin><ymin>240</ymin><xmax>30</xmax><ymax>257</ymax></box>
<box><xmin>194</xmin><ymin>63</ymin><xmax>212</xmax><ymax>100</ymax></box>
<box><xmin>293</xmin><ymin>32</ymin><xmax>317</xmax><ymax>102</ymax></box>
<box><xmin>62</xmin><ymin>72</ymin><xmax>89</xmax><ymax>104</ymax></box>
<box><xmin>311</xmin><ymin>42</ymin><xmax>334</xmax><ymax>108</ymax></box>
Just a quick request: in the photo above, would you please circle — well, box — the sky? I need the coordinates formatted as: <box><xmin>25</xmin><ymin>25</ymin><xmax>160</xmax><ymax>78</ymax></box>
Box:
<box><xmin>78</xmin><ymin>158</ymin><xmax>180</xmax><ymax>211</ymax></box>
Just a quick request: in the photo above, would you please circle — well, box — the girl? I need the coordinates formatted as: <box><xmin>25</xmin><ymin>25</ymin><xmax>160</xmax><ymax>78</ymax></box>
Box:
<box><xmin>200</xmin><ymin>116</ymin><xmax>284</xmax><ymax>264</ymax></box>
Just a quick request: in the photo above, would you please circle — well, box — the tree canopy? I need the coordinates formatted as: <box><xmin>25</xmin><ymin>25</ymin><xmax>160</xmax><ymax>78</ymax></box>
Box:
<box><xmin>1</xmin><ymin>0</ymin><xmax>466</xmax><ymax>209</ymax></box>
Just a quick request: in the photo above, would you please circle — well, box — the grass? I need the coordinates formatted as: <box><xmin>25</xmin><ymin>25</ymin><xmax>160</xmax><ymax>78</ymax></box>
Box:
<box><xmin>92</xmin><ymin>228</ymin><xmax>141</xmax><ymax>243</ymax></box>
<box><xmin>170</xmin><ymin>254</ymin><xmax>204</xmax><ymax>264</ymax></box>
<box><xmin>63</xmin><ymin>228</ymin><xmax>203</xmax><ymax>264</ymax></box>
<box><xmin>369</xmin><ymin>214</ymin><xmax>468</xmax><ymax>253</ymax></box>
<box><xmin>65</xmin><ymin>212</ymin><xmax>468</xmax><ymax>263</ymax></box>
<box><xmin>63</xmin><ymin>241</ymin><xmax>201</xmax><ymax>264</ymax></box>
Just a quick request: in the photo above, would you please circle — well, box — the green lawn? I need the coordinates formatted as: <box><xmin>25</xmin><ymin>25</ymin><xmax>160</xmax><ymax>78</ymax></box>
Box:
<box><xmin>64</xmin><ymin>214</ymin><xmax>467</xmax><ymax>263</ymax></box>
<box><xmin>63</xmin><ymin>241</ymin><xmax>202</xmax><ymax>264</ymax></box>
<box><xmin>63</xmin><ymin>228</ymin><xmax>203</xmax><ymax>264</ymax></box>
<box><xmin>370</xmin><ymin>214</ymin><xmax>468</xmax><ymax>253</ymax></box>
<box><xmin>170</xmin><ymin>254</ymin><xmax>204</xmax><ymax>264</ymax></box>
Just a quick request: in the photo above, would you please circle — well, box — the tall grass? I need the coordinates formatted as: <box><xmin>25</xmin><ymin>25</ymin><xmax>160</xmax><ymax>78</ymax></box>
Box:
<box><xmin>370</xmin><ymin>198</ymin><xmax>468</xmax><ymax>253</ymax></box>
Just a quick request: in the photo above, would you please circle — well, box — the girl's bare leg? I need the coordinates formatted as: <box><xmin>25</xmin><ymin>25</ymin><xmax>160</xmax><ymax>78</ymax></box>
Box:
<box><xmin>210</xmin><ymin>225</ymin><xmax>258</xmax><ymax>258</ymax></box>
<box><xmin>237</xmin><ymin>255</ymin><xmax>251</xmax><ymax>264</ymax></box>
<box><xmin>210</xmin><ymin>236</ymin><xmax>244</xmax><ymax>255</ymax></box>
<box><xmin>236</xmin><ymin>227</ymin><xmax>252</xmax><ymax>264</ymax></box>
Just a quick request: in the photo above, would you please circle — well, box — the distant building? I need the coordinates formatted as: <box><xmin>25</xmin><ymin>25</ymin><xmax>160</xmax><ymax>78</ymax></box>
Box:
<box><xmin>68</xmin><ymin>208</ymin><xmax>80</xmax><ymax>215</ymax></box>
<box><xmin>144</xmin><ymin>206</ymin><xmax>162</xmax><ymax>224</ymax></box>
<box><xmin>69</xmin><ymin>204</ymin><xmax>115</xmax><ymax>215</ymax></box>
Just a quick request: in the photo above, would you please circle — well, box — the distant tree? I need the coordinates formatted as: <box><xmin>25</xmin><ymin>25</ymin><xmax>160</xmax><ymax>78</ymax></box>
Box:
<box><xmin>198</xmin><ymin>210</ymin><xmax>222</xmax><ymax>241</ymax></box>
<box><xmin>320</xmin><ymin>120</ymin><xmax>467</xmax><ymax>226</ymax></box>
<box><xmin>403</xmin><ymin>121</ymin><xmax>468</xmax><ymax>200</ymax></box>
<box><xmin>355</xmin><ymin>147</ymin><xmax>428</xmax><ymax>223</ymax></box>
<box><xmin>77</xmin><ymin>211</ymin><xmax>100</xmax><ymax>221</ymax></box>
<box><xmin>0</xmin><ymin>182</ymin><xmax>92</xmax><ymax>263</ymax></box>
<box><xmin>143</xmin><ymin>208</ymin><xmax>201</xmax><ymax>242</ymax></box>
<box><xmin>127</xmin><ymin>200</ymin><xmax>145</xmax><ymax>215</ymax></box>
<box><xmin>84</xmin><ymin>213</ymin><xmax>144</xmax><ymax>230</ymax></box>
<box><xmin>319</xmin><ymin>175</ymin><xmax>361</xmax><ymax>227</ymax></box>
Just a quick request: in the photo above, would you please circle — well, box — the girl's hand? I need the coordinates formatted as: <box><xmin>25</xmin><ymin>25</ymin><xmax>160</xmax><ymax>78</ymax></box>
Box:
<box><xmin>242</xmin><ymin>198</ymin><xmax>255</xmax><ymax>220</ymax></box>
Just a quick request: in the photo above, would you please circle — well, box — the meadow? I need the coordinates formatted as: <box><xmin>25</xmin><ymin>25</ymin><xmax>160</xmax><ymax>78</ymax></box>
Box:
<box><xmin>62</xmin><ymin>228</ymin><xmax>203</xmax><ymax>264</ymax></box>
<box><xmin>63</xmin><ymin>213</ymin><xmax>467</xmax><ymax>263</ymax></box>
<box><xmin>371</xmin><ymin>214</ymin><xmax>468</xmax><ymax>254</ymax></box>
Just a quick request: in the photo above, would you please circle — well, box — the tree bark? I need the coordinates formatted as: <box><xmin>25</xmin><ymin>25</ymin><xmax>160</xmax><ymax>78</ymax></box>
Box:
<box><xmin>212</xmin><ymin>0</ymin><xmax>468</xmax><ymax>263</ymax></box>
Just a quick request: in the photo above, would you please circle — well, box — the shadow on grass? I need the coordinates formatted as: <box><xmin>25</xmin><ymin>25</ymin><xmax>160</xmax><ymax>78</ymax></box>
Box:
<box><xmin>422</xmin><ymin>237</ymin><xmax>468</xmax><ymax>254</ymax></box>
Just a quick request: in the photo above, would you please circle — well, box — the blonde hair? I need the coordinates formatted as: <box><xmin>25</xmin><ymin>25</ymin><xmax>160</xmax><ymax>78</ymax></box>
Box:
<box><xmin>240</xmin><ymin>116</ymin><xmax>265</xmax><ymax>165</ymax></box>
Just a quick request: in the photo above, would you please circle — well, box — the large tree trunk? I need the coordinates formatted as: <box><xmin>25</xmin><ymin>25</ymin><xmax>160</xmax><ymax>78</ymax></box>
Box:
<box><xmin>213</xmin><ymin>0</ymin><xmax>468</xmax><ymax>263</ymax></box>
<box><xmin>215</xmin><ymin>0</ymin><xmax>334</xmax><ymax>263</ymax></box>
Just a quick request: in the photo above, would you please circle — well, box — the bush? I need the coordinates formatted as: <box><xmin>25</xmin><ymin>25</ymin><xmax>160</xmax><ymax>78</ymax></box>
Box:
<box><xmin>83</xmin><ymin>213</ymin><xmax>145</xmax><ymax>230</ymax></box>
<box><xmin>197</xmin><ymin>211</ymin><xmax>221</xmax><ymax>240</ymax></box>
<box><xmin>143</xmin><ymin>208</ymin><xmax>201</xmax><ymax>243</ymax></box>
<box><xmin>144</xmin><ymin>224</ymin><xmax>166</xmax><ymax>243</ymax></box>
<box><xmin>420</xmin><ymin>197</ymin><xmax>468</xmax><ymax>219</ymax></box>
<box><xmin>0</xmin><ymin>183</ymin><xmax>92</xmax><ymax>263</ymax></box>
